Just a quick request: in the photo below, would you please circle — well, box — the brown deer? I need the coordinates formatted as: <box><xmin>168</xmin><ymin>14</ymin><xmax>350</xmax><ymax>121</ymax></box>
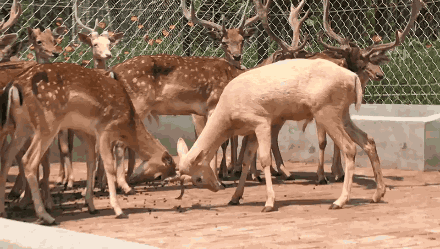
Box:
<box><xmin>182</xmin><ymin>0</ymin><xmax>258</xmax><ymax>179</ymax></box>
<box><xmin>168</xmin><ymin>0</ymin><xmax>424</xmax><ymax>209</ymax></box>
<box><xmin>0</xmin><ymin>63</ymin><xmax>176</xmax><ymax>225</ymax></box>
<box><xmin>54</xmin><ymin>0</ymin><xmax>125</xmax><ymax>190</ymax></box>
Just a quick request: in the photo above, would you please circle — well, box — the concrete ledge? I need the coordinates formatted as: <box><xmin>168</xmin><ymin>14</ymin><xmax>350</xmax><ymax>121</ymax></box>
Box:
<box><xmin>0</xmin><ymin>218</ymin><xmax>159</xmax><ymax>249</ymax></box>
<box><xmin>278</xmin><ymin>104</ymin><xmax>440</xmax><ymax>171</ymax></box>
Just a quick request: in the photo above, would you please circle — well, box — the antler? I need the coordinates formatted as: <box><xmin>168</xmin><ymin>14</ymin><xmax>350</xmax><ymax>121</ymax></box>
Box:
<box><xmin>0</xmin><ymin>0</ymin><xmax>22</xmax><ymax>34</ymax></box>
<box><xmin>289</xmin><ymin>0</ymin><xmax>310</xmax><ymax>47</ymax></box>
<box><xmin>322</xmin><ymin>0</ymin><xmax>346</xmax><ymax>45</ymax></box>
<box><xmin>74</xmin><ymin>0</ymin><xmax>98</xmax><ymax>33</ymax></box>
<box><xmin>362</xmin><ymin>0</ymin><xmax>426</xmax><ymax>57</ymax></box>
<box><xmin>182</xmin><ymin>0</ymin><xmax>257</xmax><ymax>33</ymax></box>
<box><xmin>238</xmin><ymin>0</ymin><xmax>259</xmax><ymax>31</ymax></box>
<box><xmin>254</xmin><ymin>0</ymin><xmax>309</xmax><ymax>53</ymax></box>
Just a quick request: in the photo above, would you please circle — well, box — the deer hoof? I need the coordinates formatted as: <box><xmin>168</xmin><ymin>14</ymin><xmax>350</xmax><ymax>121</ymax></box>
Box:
<box><xmin>329</xmin><ymin>204</ymin><xmax>342</xmax><ymax>210</ymax></box>
<box><xmin>116</xmin><ymin>212</ymin><xmax>129</xmax><ymax>219</ymax></box>
<box><xmin>335</xmin><ymin>175</ymin><xmax>345</xmax><ymax>182</ymax></box>
<box><xmin>256</xmin><ymin>176</ymin><xmax>264</xmax><ymax>183</ymax></box>
<box><xmin>318</xmin><ymin>178</ymin><xmax>328</xmax><ymax>185</ymax></box>
<box><xmin>88</xmin><ymin>209</ymin><xmax>99</xmax><ymax>215</ymax></box>
<box><xmin>228</xmin><ymin>200</ymin><xmax>240</xmax><ymax>206</ymax></box>
<box><xmin>34</xmin><ymin>218</ymin><xmax>58</xmax><ymax>226</ymax></box>
<box><xmin>284</xmin><ymin>174</ymin><xmax>295</xmax><ymax>181</ymax></box>
<box><xmin>124</xmin><ymin>188</ymin><xmax>136</xmax><ymax>196</ymax></box>
<box><xmin>261</xmin><ymin>206</ymin><xmax>277</xmax><ymax>212</ymax></box>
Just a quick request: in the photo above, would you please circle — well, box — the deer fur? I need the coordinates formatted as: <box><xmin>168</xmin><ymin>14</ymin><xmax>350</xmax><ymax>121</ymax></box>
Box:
<box><xmin>175</xmin><ymin>58</ymin><xmax>386</xmax><ymax>211</ymax></box>
<box><xmin>0</xmin><ymin>63</ymin><xmax>176</xmax><ymax>225</ymax></box>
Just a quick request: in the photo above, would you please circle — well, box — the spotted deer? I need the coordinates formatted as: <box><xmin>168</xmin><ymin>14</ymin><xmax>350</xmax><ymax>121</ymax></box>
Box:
<box><xmin>54</xmin><ymin>0</ymin><xmax>125</xmax><ymax>190</ymax></box>
<box><xmin>168</xmin><ymin>0</ymin><xmax>424</xmax><ymax>211</ymax></box>
<box><xmin>0</xmin><ymin>63</ymin><xmax>176</xmax><ymax>225</ymax></box>
<box><xmin>182</xmin><ymin>0</ymin><xmax>258</xmax><ymax>179</ymax></box>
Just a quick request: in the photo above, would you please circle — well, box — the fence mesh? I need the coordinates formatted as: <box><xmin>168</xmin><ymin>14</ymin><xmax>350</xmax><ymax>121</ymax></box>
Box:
<box><xmin>0</xmin><ymin>0</ymin><xmax>439</xmax><ymax>104</ymax></box>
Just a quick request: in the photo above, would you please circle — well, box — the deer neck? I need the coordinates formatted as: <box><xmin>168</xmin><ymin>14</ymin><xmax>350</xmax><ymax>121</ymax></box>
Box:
<box><xmin>94</xmin><ymin>58</ymin><xmax>107</xmax><ymax>70</ymax></box>
<box><xmin>356</xmin><ymin>71</ymin><xmax>371</xmax><ymax>92</ymax></box>
<box><xmin>35</xmin><ymin>54</ymin><xmax>51</xmax><ymax>64</ymax></box>
<box><xmin>181</xmin><ymin>112</ymin><xmax>231</xmax><ymax>175</ymax></box>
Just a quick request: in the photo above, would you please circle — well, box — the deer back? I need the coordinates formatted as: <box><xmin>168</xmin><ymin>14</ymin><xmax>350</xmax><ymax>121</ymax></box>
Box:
<box><xmin>109</xmin><ymin>54</ymin><xmax>244</xmax><ymax>117</ymax></box>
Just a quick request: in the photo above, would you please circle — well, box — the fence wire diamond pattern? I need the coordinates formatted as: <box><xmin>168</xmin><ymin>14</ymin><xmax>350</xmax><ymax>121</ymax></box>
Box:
<box><xmin>0</xmin><ymin>0</ymin><xmax>439</xmax><ymax>104</ymax></box>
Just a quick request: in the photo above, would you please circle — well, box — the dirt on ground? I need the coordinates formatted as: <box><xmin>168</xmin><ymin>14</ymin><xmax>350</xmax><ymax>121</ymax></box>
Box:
<box><xmin>5</xmin><ymin>159</ymin><xmax>440</xmax><ymax>249</ymax></box>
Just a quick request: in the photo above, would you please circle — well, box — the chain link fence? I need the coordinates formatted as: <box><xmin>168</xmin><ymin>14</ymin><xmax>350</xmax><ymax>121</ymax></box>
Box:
<box><xmin>0</xmin><ymin>0</ymin><xmax>439</xmax><ymax>104</ymax></box>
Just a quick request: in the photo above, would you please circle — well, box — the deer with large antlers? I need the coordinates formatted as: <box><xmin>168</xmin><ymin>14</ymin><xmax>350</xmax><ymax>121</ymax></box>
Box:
<box><xmin>235</xmin><ymin>0</ymin><xmax>424</xmax><ymax>185</ymax></box>
<box><xmin>182</xmin><ymin>0</ymin><xmax>259</xmax><ymax>179</ymax></box>
<box><xmin>0</xmin><ymin>0</ymin><xmax>23</xmax><ymax>62</ymax></box>
<box><xmin>54</xmin><ymin>0</ymin><xmax>125</xmax><ymax>190</ymax></box>
<box><xmin>169</xmin><ymin>0</ymin><xmax>425</xmax><ymax>211</ymax></box>
<box><xmin>0</xmin><ymin>63</ymin><xmax>176</xmax><ymax>225</ymax></box>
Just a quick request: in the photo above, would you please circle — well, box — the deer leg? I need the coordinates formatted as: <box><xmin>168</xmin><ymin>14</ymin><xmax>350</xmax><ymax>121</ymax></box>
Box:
<box><xmin>234</xmin><ymin>135</ymin><xmax>249</xmax><ymax>177</ymax></box>
<box><xmin>270</xmin><ymin>122</ymin><xmax>294</xmax><ymax>180</ymax></box>
<box><xmin>331</xmin><ymin>144</ymin><xmax>345</xmax><ymax>182</ymax></box>
<box><xmin>75</xmin><ymin>131</ymin><xmax>98</xmax><ymax>214</ymax></box>
<box><xmin>96</xmin><ymin>155</ymin><xmax>106</xmax><ymax>191</ymax></box>
<box><xmin>316</xmin><ymin>124</ymin><xmax>329</xmax><ymax>185</ymax></box>
<box><xmin>8</xmin><ymin>140</ymin><xmax>30</xmax><ymax>199</ymax></box>
<box><xmin>114</xmin><ymin>142</ymin><xmax>134</xmax><ymax>195</ymax></box>
<box><xmin>229</xmin><ymin>136</ymin><xmax>238</xmax><ymax>174</ymax></box>
<box><xmin>21</xmin><ymin>132</ymin><xmax>57</xmax><ymax>225</ymax></box>
<box><xmin>40</xmin><ymin>151</ymin><xmax>53</xmax><ymax>212</ymax></box>
<box><xmin>344</xmin><ymin>115</ymin><xmax>385</xmax><ymax>203</ymax></box>
<box><xmin>316</xmin><ymin>111</ymin><xmax>357</xmax><ymax>209</ymax></box>
<box><xmin>57</xmin><ymin>129</ymin><xmax>74</xmax><ymax>189</ymax></box>
<box><xmin>0</xmin><ymin>132</ymin><xmax>29</xmax><ymax>217</ymax></box>
<box><xmin>99</xmin><ymin>133</ymin><xmax>127</xmax><ymax>218</ymax></box>
<box><xmin>229</xmin><ymin>134</ymin><xmax>258</xmax><ymax>205</ymax></box>
<box><xmin>126</xmin><ymin>148</ymin><xmax>136</xmax><ymax>181</ymax></box>
<box><xmin>255</xmin><ymin>124</ymin><xmax>277</xmax><ymax>212</ymax></box>
<box><xmin>218</xmin><ymin>139</ymin><xmax>229</xmax><ymax>179</ymax></box>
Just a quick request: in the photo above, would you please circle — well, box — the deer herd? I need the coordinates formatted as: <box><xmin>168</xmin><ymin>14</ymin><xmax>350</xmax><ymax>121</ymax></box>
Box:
<box><xmin>0</xmin><ymin>0</ymin><xmax>425</xmax><ymax>225</ymax></box>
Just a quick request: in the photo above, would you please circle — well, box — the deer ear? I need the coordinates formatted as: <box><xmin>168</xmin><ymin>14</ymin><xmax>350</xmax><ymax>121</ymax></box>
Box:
<box><xmin>78</xmin><ymin>33</ymin><xmax>92</xmax><ymax>47</ymax></box>
<box><xmin>243</xmin><ymin>27</ymin><xmax>257</xmax><ymax>39</ymax></box>
<box><xmin>206</xmin><ymin>30</ymin><xmax>222</xmax><ymax>42</ymax></box>
<box><xmin>177</xmin><ymin>138</ymin><xmax>189</xmax><ymax>158</ymax></box>
<box><xmin>190</xmin><ymin>149</ymin><xmax>206</xmax><ymax>166</ymax></box>
<box><xmin>27</xmin><ymin>27</ymin><xmax>36</xmax><ymax>42</ymax></box>
<box><xmin>53</xmin><ymin>26</ymin><xmax>67</xmax><ymax>38</ymax></box>
<box><xmin>109</xmin><ymin>32</ymin><xmax>124</xmax><ymax>44</ymax></box>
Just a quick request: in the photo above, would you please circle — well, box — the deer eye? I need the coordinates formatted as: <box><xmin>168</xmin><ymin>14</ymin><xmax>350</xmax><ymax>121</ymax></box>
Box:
<box><xmin>93</xmin><ymin>44</ymin><xmax>98</xmax><ymax>47</ymax></box>
<box><xmin>196</xmin><ymin>177</ymin><xmax>202</xmax><ymax>183</ymax></box>
<box><xmin>36</xmin><ymin>40</ymin><xmax>42</xmax><ymax>45</ymax></box>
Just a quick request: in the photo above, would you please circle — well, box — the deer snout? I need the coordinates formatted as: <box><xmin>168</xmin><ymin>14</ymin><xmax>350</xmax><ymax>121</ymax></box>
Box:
<box><xmin>376</xmin><ymin>73</ymin><xmax>384</xmax><ymax>80</ymax></box>
<box><xmin>52</xmin><ymin>52</ymin><xmax>59</xmax><ymax>58</ymax></box>
<box><xmin>233</xmin><ymin>54</ymin><xmax>242</xmax><ymax>61</ymax></box>
<box><xmin>104</xmin><ymin>52</ymin><xmax>112</xmax><ymax>59</ymax></box>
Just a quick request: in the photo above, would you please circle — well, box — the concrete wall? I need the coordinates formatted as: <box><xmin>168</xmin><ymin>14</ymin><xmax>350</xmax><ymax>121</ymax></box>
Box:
<box><xmin>18</xmin><ymin>104</ymin><xmax>440</xmax><ymax>171</ymax></box>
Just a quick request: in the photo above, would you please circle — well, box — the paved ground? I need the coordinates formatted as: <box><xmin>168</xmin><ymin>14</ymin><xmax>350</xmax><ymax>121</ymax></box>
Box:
<box><xmin>5</xmin><ymin>159</ymin><xmax>440</xmax><ymax>249</ymax></box>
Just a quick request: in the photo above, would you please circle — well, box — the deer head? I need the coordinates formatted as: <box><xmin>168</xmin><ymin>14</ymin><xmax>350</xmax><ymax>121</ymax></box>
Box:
<box><xmin>317</xmin><ymin>0</ymin><xmax>425</xmax><ymax>83</ymax></box>
<box><xmin>182</xmin><ymin>0</ymin><xmax>258</xmax><ymax>69</ymax></box>
<box><xmin>74</xmin><ymin>0</ymin><xmax>123</xmax><ymax>69</ymax></box>
<box><xmin>0</xmin><ymin>0</ymin><xmax>22</xmax><ymax>62</ymax></box>
<box><xmin>27</xmin><ymin>25</ymin><xmax>67</xmax><ymax>64</ymax></box>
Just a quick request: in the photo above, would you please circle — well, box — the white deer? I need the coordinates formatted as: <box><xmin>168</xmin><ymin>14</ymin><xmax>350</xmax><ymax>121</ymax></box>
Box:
<box><xmin>174</xmin><ymin>58</ymin><xmax>386</xmax><ymax>211</ymax></box>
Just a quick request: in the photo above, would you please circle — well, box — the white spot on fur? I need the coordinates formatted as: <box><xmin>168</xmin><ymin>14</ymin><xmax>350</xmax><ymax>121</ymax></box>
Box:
<box><xmin>133</xmin><ymin>78</ymin><xmax>138</xmax><ymax>83</ymax></box>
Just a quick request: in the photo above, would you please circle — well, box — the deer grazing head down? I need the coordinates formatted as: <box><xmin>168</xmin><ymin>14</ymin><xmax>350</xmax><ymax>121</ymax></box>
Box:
<box><xmin>182</xmin><ymin>0</ymin><xmax>258</xmax><ymax>69</ymax></box>
<box><xmin>317</xmin><ymin>0</ymin><xmax>425</xmax><ymax>84</ymax></box>
<box><xmin>27</xmin><ymin>24</ymin><xmax>67</xmax><ymax>64</ymax></box>
<box><xmin>0</xmin><ymin>0</ymin><xmax>22</xmax><ymax>62</ymax></box>
<box><xmin>74</xmin><ymin>0</ymin><xmax>123</xmax><ymax>69</ymax></box>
